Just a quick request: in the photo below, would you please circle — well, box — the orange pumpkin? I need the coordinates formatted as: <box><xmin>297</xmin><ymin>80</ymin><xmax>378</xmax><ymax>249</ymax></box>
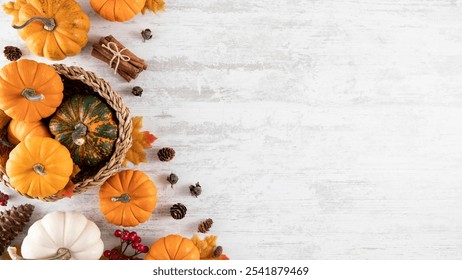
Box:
<box><xmin>7</xmin><ymin>119</ymin><xmax>51</xmax><ymax>145</ymax></box>
<box><xmin>3</xmin><ymin>0</ymin><xmax>90</xmax><ymax>60</ymax></box>
<box><xmin>145</xmin><ymin>235</ymin><xmax>200</xmax><ymax>260</ymax></box>
<box><xmin>0</xmin><ymin>59</ymin><xmax>63</xmax><ymax>122</ymax></box>
<box><xmin>6</xmin><ymin>136</ymin><xmax>73</xmax><ymax>198</ymax></box>
<box><xmin>90</xmin><ymin>0</ymin><xmax>146</xmax><ymax>22</ymax></box>
<box><xmin>99</xmin><ymin>170</ymin><xmax>157</xmax><ymax>227</ymax></box>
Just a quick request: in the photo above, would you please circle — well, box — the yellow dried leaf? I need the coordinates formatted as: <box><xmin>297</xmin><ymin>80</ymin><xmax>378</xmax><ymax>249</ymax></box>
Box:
<box><xmin>141</xmin><ymin>0</ymin><xmax>165</xmax><ymax>14</ymax></box>
<box><xmin>123</xmin><ymin>117</ymin><xmax>157</xmax><ymax>166</ymax></box>
<box><xmin>191</xmin><ymin>235</ymin><xmax>225</xmax><ymax>260</ymax></box>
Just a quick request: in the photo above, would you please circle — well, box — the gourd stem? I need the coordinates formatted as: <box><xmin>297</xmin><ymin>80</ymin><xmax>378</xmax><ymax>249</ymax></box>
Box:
<box><xmin>112</xmin><ymin>193</ymin><xmax>131</xmax><ymax>203</ymax></box>
<box><xmin>33</xmin><ymin>163</ymin><xmax>46</xmax><ymax>176</ymax></box>
<box><xmin>13</xmin><ymin>17</ymin><xmax>56</xmax><ymax>31</ymax></box>
<box><xmin>72</xmin><ymin>122</ymin><xmax>87</xmax><ymax>146</ymax></box>
<box><xmin>7</xmin><ymin>247</ymin><xmax>71</xmax><ymax>260</ymax></box>
<box><xmin>22</xmin><ymin>88</ymin><xmax>44</xmax><ymax>101</ymax></box>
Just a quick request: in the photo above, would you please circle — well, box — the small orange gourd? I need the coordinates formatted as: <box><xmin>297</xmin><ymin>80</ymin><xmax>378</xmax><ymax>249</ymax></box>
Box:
<box><xmin>90</xmin><ymin>0</ymin><xmax>165</xmax><ymax>22</ymax></box>
<box><xmin>6</xmin><ymin>136</ymin><xmax>73</xmax><ymax>198</ymax></box>
<box><xmin>7</xmin><ymin>119</ymin><xmax>51</xmax><ymax>145</ymax></box>
<box><xmin>90</xmin><ymin>0</ymin><xmax>146</xmax><ymax>22</ymax></box>
<box><xmin>145</xmin><ymin>235</ymin><xmax>200</xmax><ymax>260</ymax></box>
<box><xmin>99</xmin><ymin>170</ymin><xmax>157</xmax><ymax>227</ymax></box>
<box><xmin>0</xmin><ymin>59</ymin><xmax>63</xmax><ymax>122</ymax></box>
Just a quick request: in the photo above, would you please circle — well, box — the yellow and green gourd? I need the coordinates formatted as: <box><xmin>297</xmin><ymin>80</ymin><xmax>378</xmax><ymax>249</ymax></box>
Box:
<box><xmin>49</xmin><ymin>94</ymin><xmax>118</xmax><ymax>167</ymax></box>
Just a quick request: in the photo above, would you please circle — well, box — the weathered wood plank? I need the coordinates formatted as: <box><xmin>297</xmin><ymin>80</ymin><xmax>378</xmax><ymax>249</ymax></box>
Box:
<box><xmin>1</xmin><ymin>0</ymin><xmax>462</xmax><ymax>259</ymax></box>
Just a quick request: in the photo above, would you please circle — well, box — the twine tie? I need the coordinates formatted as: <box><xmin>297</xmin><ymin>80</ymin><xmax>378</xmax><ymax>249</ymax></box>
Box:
<box><xmin>101</xmin><ymin>42</ymin><xmax>130</xmax><ymax>74</ymax></box>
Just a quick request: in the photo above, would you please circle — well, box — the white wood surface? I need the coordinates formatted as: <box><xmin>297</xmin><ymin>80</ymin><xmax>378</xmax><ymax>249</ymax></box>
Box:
<box><xmin>1</xmin><ymin>0</ymin><xmax>462</xmax><ymax>259</ymax></box>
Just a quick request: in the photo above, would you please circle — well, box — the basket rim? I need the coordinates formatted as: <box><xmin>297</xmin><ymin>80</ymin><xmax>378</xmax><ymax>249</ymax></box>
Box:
<box><xmin>0</xmin><ymin>64</ymin><xmax>133</xmax><ymax>202</ymax></box>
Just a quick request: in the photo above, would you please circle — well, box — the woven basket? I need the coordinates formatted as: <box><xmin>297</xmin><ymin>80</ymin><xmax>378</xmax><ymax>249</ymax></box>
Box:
<box><xmin>0</xmin><ymin>64</ymin><xmax>132</xmax><ymax>202</ymax></box>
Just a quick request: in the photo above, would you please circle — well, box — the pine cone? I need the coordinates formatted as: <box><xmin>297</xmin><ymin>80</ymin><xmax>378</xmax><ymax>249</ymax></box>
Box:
<box><xmin>0</xmin><ymin>204</ymin><xmax>35</xmax><ymax>254</ymax></box>
<box><xmin>158</xmin><ymin>147</ymin><xmax>175</xmax><ymax>162</ymax></box>
<box><xmin>189</xmin><ymin>182</ymin><xmax>202</xmax><ymax>197</ymax></box>
<box><xmin>170</xmin><ymin>203</ymin><xmax>187</xmax><ymax>220</ymax></box>
<box><xmin>198</xmin><ymin>218</ymin><xmax>213</xmax><ymax>233</ymax></box>
<box><xmin>213</xmin><ymin>246</ymin><xmax>223</xmax><ymax>258</ymax></box>
<box><xmin>3</xmin><ymin>46</ymin><xmax>22</xmax><ymax>61</ymax></box>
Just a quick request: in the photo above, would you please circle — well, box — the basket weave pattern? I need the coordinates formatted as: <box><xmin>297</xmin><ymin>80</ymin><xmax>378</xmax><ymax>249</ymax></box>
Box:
<box><xmin>0</xmin><ymin>64</ymin><xmax>132</xmax><ymax>202</ymax></box>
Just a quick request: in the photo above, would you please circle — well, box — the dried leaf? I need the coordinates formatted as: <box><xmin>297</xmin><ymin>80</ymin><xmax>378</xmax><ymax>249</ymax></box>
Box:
<box><xmin>123</xmin><ymin>117</ymin><xmax>157</xmax><ymax>166</ymax></box>
<box><xmin>191</xmin><ymin>235</ymin><xmax>228</xmax><ymax>260</ymax></box>
<box><xmin>55</xmin><ymin>165</ymin><xmax>80</xmax><ymax>199</ymax></box>
<box><xmin>141</xmin><ymin>0</ymin><xmax>165</xmax><ymax>14</ymax></box>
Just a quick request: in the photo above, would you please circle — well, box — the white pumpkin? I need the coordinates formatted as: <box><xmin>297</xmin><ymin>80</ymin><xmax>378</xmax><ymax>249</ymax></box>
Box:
<box><xmin>21</xmin><ymin>211</ymin><xmax>104</xmax><ymax>260</ymax></box>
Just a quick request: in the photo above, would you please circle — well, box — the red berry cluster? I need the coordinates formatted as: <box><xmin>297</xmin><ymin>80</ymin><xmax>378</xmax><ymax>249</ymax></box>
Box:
<box><xmin>0</xmin><ymin>191</ymin><xmax>8</xmax><ymax>206</ymax></box>
<box><xmin>103</xmin><ymin>229</ymin><xmax>149</xmax><ymax>260</ymax></box>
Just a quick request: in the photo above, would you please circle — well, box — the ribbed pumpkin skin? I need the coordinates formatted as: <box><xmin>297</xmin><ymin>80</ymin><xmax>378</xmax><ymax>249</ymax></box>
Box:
<box><xmin>99</xmin><ymin>170</ymin><xmax>157</xmax><ymax>227</ymax></box>
<box><xmin>21</xmin><ymin>211</ymin><xmax>104</xmax><ymax>260</ymax></box>
<box><xmin>0</xmin><ymin>59</ymin><xmax>63</xmax><ymax>122</ymax></box>
<box><xmin>5</xmin><ymin>136</ymin><xmax>73</xmax><ymax>197</ymax></box>
<box><xmin>145</xmin><ymin>235</ymin><xmax>200</xmax><ymax>260</ymax></box>
<box><xmin>49</xmin><ymin>94</ymin><xmax>118</xmax><ymax>167</ymax></box>
<box><xmin>4</xmin><ymin>0</ymin><xmax>90</xmax><ymax>60</ymax></box>
<box><xmin>7</xmin><ymin>119</ymin><xmax>51</xmax><ymax>145</ymax></box>
<box><xmin>90</xmin><ymin>0</ymin><xmax>146</xmax><ymax>22</ymax></box>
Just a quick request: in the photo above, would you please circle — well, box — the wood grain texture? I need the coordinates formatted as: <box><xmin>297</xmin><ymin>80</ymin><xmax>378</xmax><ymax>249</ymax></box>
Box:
<box><xmin>1</xmin><ymin>0</ymin><xmax>462</xmax><ymax>259</ymax></box>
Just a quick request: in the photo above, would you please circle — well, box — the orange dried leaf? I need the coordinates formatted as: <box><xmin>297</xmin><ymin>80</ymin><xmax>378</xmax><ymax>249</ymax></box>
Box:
<box><xmin>220</xmin><ymin>254</ymin><xmax>229</xmax><ymax>260</ymax></box>
<box><xmin>55</xmin><ymin>165</ymin><xmax>80</xmax><ymax>199</ymax></box>
<box><xmin>123</xmin><ymin>117</ymin><xmax>157</xmax><ymax>166</ymax></box>
<box><xmin>143</xmin><ymin>131</ymin><xmax>157</xmax><ymax>147</ymax></box>
<box><xmin>56</xmin><ymin>181</ymin><xmax>75</xmax><ymax>199</ymax></box>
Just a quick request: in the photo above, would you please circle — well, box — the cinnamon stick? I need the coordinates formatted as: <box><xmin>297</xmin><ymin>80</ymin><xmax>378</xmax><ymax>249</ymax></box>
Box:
<box><xmin>104</xmin><ymin>35</ymin><xmax>148</xmax><ymax>70</ymax></box>
<box><xmin>97</xmin><ymin>38</ymin><xmax>145</xmax><ymax>75</ymax></box>
<box><xmin>91</xmin><ymin>35</ymin><xmax>147</xmax><ymax>82</ymax></box>
<box><xmin>92</xmin><ymin>42</ymin><xmax>140</xmax><ymax>79</ymax></box>
<box><xmin>117</xmin><ymin>69</ymin><xmax>134</xmax><ymax>82</ymax></box>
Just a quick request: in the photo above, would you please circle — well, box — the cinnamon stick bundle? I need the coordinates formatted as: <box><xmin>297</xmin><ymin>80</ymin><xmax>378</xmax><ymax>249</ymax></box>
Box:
<box><xmin>91</xmin><ymin>35</ymin><xmax>148</xmax><ymax>82</ymax></box>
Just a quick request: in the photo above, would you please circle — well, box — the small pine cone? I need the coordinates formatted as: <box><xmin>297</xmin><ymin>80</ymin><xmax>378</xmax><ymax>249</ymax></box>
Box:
<box><xmin>3</xmin><ymin>46</ymin><xmax>22</xmax><ymax>61</ymax></box>
<box><xmin>158</xmin><ymin>147</ymin><xmax>175</xmax><ymax>162</ymax></box>
<box><xmin>189</xmin><ymin>182</ymin><xmax>202</xmax><ymax>197</ymax></box>
<box><xmin>198</xmin><ymin>218</ymin><xmax>213</xmax><ymax>233</ymax></box>
<box><xmin>170</xmin><ymin>203</ymin><xmax>187</xmax><ymax>220</ymax></box>
<box><xmin>213</xmin><ymin>246</ymin><xmax>223</xmax><ymax>258</ymax></box>
<box><xmin>0</xmin><ymin>204</ymin><xmax>35</xmax><ymax>254</ymax></box>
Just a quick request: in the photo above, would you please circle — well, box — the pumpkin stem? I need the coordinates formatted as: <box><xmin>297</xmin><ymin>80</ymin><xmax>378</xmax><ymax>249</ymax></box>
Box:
<box><xmin>112</xmin><ymin>193</ymin><xmax>131</xmax><ymax>203</ymax></box>
<box><xmin>12</xmin><ymin>16</ymin><xmax>56</xmax><ymax>31</ymax></box>
<box><xmin>22</xmin><ymin>88</ymin><xmax>44</xmax><ymax>101</ymax></box>
<box><xmin>72</xmin><ymin>122</ymin><xmax>87</xmax><ymax>146</ymax></box>
<box><xmin>7</xmin><ymin>247</ymin><xmax>71</xmax><ymax>260</ymax></box>
<box><xmin>33</xmin><ymin>163</ymin><xmax>46</xmax><ymax>176</ymax></box>
<box><xmin>50</xmin><ymin>248</ymin><xmax>72</xmax><ymax>260</ymax></box>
